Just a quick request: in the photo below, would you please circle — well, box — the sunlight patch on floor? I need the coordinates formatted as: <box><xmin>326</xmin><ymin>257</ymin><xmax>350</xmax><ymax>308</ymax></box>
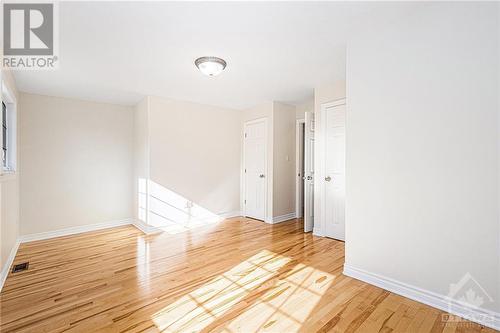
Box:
<box><xmin>138</xmin><ymin>178</ymin><xmax>225</xmax><ymax>234</ymax></box>
<box><xmin>136</xmin><ymin>236</ymin><xmax>152</xmax><ymax>292</ymax></box>
<box><xmin>151</xmin><ymin>249</ymin><xmax>335</xmax><ymax>332</ymax></box>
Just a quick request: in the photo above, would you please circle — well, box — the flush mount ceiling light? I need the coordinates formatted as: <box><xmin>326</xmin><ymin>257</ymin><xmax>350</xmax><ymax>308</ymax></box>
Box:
<box><xmin>195</xmin><ymin>56</ymin><xmax>227</xmax><ymax>77</ymax></box>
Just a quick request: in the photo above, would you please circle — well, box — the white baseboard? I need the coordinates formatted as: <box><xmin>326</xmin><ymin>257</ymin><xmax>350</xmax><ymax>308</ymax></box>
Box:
<box><xmin>18</xmin><ymin>218</ymin><xmax>134</xmax><ymax>243</ymax></box>
<box><xmin>15</xmin><ymin>212</ymin><xmax>243</xmax><ymax>245</ymax></box>
<box><xmin>0</xmin><ymin>239</ymin><xmax>21</xmax><ymax>292</ymax></box>
<box><xmin>132</xmin><ymin>219</ymin><xmax>162</xmax><ymax>235</ymax></box>
<box><xmin>343</xmin><ymin>264</ymin><xmax>500</xmax><ymax>331</ymax></box>
<box><xmin>218</xmin><ymin>211</ymin><xmax>241</xmax><ymax>219</ymax></box>
<box><xmin>313</xmin><ymin>227</ymin><xmax>323</xmax><ymax>237</ymax></box>
<box><xmin>271</xmin><ymin>212</ymin><xmax>297</xmax><ymax>224</ymax></box>
<box><xmin>133</xmin><ymin>211</ymin><xmax>241</xmax><ymax>234</ymax></box>
<box><xmin>1</xmin><ymin>218</ymin><xmax>136</xmax><ymax>292</ymax></box>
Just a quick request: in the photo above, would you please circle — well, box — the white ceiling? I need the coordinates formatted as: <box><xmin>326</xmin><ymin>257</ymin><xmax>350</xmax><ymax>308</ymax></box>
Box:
<box><xmin>12</xmin><ymin>2</ymin><xmax>418</xmax><ymax>110</ymax></box>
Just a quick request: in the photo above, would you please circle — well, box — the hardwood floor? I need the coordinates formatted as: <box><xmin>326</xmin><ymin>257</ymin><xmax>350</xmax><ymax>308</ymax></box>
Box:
<box><xmin>0</xmin><ymin>218</ymin><xmax>496</xmax><ymax>333</ymax></box>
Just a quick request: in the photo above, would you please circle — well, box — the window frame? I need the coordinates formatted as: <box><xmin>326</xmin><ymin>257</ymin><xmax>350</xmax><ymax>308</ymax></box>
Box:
<box><xmin>1</xmin><ymin>78</ymin><xmax>17</xmax><ymax>176</ymax></box>
<box><xmin>2</xmin><ymin>101</ymin><xmax>8</xmax><ymax>169</ymax></box>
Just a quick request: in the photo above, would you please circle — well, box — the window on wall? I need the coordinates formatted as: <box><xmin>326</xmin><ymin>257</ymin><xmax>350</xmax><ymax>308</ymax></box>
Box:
<box><xmin>1</xmin><ymin>82</ymin><xmax>16</xmax><ymax>174</ymax></box>
<box><xmin>2</xmin><ymin>101</ymin><xmax>7</xmax><ymax>169</ymax></box>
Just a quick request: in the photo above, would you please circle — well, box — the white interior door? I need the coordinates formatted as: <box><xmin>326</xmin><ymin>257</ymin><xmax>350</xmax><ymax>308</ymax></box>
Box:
<box><xmin>323</xmin><ymin>101</ymin><xmax>346</xmax><ymax>240</ymax></box>
<box><xmin>304</xmin><ymin>112</ymin><xmax>315</xmax><ymax>232</ymax></box>
<box><xmin>244</xmin><ymin>119</ymin><xmax>267</xmax><ymax>221</ymax></box>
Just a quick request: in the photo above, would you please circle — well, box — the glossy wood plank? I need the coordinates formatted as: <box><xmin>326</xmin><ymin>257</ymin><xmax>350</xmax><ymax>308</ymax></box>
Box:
<box><xmin>0</xmin><ymin>218</ymin><xmax>497</xmax><ymax>332</ymax></box>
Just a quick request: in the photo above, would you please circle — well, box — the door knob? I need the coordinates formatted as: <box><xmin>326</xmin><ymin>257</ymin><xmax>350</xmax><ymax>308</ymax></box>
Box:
<box><xmin>259</xmin><ymin>174</ymin><xmax>265</xmax><ymax>178</ymax></box>
<box><xmin>306</xmin><ymin>176</ymin><xmax>313</xmax><ymax>180</ymax></box>
<box><xmin>325</xmin><ymin>176</ymin><xmax>332</xmax><ymax>182</ymax></box>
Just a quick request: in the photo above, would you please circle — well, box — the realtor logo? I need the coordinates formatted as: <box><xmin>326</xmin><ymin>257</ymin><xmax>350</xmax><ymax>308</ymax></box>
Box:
<box><xmin>442</xmin><ymin>273</ymin><xmax>495</xmax><ymax>327</ymax></box>
<box><xmin>2</xmin><ymin>2</ymin><xmax>58</xmax><ymax>69</ymax></box>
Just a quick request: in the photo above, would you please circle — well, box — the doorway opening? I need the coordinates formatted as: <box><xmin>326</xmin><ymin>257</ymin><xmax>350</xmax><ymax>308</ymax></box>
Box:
<box><xmin>296</xmin><ymin>112</ymin><xmax>315</xmax><ymax>233</ymax></box>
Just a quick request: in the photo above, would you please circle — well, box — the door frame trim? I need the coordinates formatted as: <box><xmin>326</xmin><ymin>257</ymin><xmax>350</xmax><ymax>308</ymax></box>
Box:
<box><xmin>242</xmin><ymin>117</ymin><xmax>269</xmax><ymax>221</ymax></box>
<box><xmin>295</xmin><ymin>118</ymin><xmax>305</xmax><ymax>219</ymax></box>
<box><xmin>316</xmin><ymin>98</ymin><xmax>346</xmax><ymax>237</ymax></box>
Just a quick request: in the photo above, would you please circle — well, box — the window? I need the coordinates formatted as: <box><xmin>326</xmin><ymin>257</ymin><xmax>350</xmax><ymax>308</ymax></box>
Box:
<box><xmin>1</xmin><ymin>82</ymin><xmax>16</xmax><ymax>174</ymax></box>
<box><xmin>2</xmin><ymin>101</ymin><xmax>7</xmax><ymax>169</ymax></box>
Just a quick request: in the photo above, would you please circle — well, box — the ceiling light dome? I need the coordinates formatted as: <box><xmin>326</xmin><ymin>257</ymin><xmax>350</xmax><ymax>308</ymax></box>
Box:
<box><xmin>195</xmin><ymin>56</ymin><xmax>227</xmax><ymax>77</ymax></box>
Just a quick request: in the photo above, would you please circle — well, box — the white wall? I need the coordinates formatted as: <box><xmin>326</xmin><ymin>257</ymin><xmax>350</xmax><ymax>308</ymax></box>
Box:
<box><xmin>242</xmin><ymin>102</ymin><xmax>274</xmax><ymax>123</ymax></box>
<box><xmin>273</xmin><ymin>102</ymin><xmax>296</xmax><ymax>217</ymax></box>
<box><xmin>346</xmin><ymin>2</ymin><xmax>499</xmax><ymax>313</ymax></box>
<box><xmin>314</xmin><ymin>81</ymin><xmax>346</xmax><ymax>115</ymax></box>
<box><xmin>19</xmin><ymin>93</ymin><xmax>134</xmax><ymax>235</ymax></box>
<box><xmin>498</xmin><ymin>4</ymin><xmax>500</xmax><ymax>307</ymax></box>
<box><xmin>133</xmin><ymin>97</ymin><xmax>150</xmax><ymax>224</ymax></box>
<box><xmin>295</xmin><ymin>99</ymin><xmax>313</xmax><ymax>120</ymax></box>
<box><xmin>0</xmin><ymin>69</ymin><xmax>19</xmax><ymax>271</ymax></box>
<box><xmin>147</xmin><ymin>96</ymin><xmax>241</xmax><ymax>218</ymax></box>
